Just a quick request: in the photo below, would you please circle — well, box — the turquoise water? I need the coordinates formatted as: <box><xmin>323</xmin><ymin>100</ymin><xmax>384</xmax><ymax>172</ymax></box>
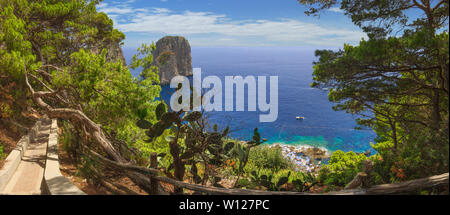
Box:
<box><xmin>124</xmin><ymin>46</ymin><xmax>376</xmax><ymax>153</ymax></box>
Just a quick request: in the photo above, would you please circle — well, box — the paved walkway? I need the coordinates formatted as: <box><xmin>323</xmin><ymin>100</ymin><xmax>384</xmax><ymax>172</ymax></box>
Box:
<box><xmin>1</xmin><ymin>121</ymin><xmax>50</xmax><ymax>195</ymax></box>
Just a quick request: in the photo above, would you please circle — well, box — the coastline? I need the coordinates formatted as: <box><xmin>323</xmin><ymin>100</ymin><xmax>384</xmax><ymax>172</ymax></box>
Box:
<box><xmin>268</xmin><ymin>143</ymin><xmax>331</xmax><ymax>174</ymax></box>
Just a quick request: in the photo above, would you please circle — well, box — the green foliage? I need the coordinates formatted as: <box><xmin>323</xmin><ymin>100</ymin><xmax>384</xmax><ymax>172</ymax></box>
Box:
<box><xmin>247</xmin><ymin>170</ymin><xmax>290</xmax><ymax>191</ymax></box>
<box><xmin>318</xmin><ymin>150</ymin><xmax>368</xmax><ymax>187</ymax></box>
<box><xmin>370</xmin><ymin>130</ymin><xmax>450</xmax><ymax>184</ymax></box>
<box><xmin>229</xmin><ymin>142</ymin><xmax>318</xmax><ymax>192</ymax></box>
<box><xmin>60</xmin><ymin>121</ymin><xmax>76</xmax><ymax>158</ymax></box>
<box><xmin>300</xmin><ymin>0</ymin><xmax>449</xmax><ymax>187</ymax></box>
<box><xmin>290</xmin><ymin>171</ymin><xmax>317</xmax><ymax>192</ymax></box>
<box><xmin>299</xmin><ymin>0</ymin><xmax>449</xmax><ymax>38</ymax></box>
<box><xmin>238</xmin><ymin>169</ymin><xmax>317</xmax><ymax>192</ymax></box>
<box><xmin>138</xmin><ymin>105</ymin><xmax>238</xmax><ymax>188</ymax></box>
<box><xmin>0</xmin><ymin>102</ymin><xmax>13</xmax><ymax>119</ymax></box>
<box><xmin>230</xmin><ymin>129</ymin><xmax>267</xmax><ymax>186</ymax></box>
<box><xmin>137</xmin><ymin>100</ymin><xmax>272</xmax><ymax>191</ymax></box>
<box><xmin>0</xmin><ymin>0</ymin><xmax>166</xmax><ymax>167</ymax></box>
<box><xmin>130</xmin><ymin>43</ymin><xmax>160</xmax><ymax>84</ymax></box>
<box><xmin>0</xmin><ymin>143</ymin><xmax>5</xmax><ymax>160</ymax></box>
<box><xmin>247</xmin><ymin>145</ymin><xmax>294</xmax><ymax>172</ymax></box>
<box><xmin>0</xmin><ymin>0</ymin><xmax>38</xmax><ymax>119</ymax></box>
<box><xmin>76</xmin><ymin>154</ymin><xmax>99</xmax><ymax>182</ymax></box>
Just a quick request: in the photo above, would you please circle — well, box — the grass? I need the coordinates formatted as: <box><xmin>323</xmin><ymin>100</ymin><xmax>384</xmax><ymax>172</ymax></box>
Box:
<box><xmin>0</xmin><ymin>143</ymin><xmax>6</xmax><ymax>169</ymax></box>
<box><xmin>0</xmin><ymin>143</ymin><xmax>5</xmax><ymax>159</ymax></box>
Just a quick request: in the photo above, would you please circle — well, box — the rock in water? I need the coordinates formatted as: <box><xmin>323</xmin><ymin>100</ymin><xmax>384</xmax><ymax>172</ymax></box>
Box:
<box><xmin>152</xmin><ymin>36</ymin><xmax>193</xmax><ymax>85</ymax></box>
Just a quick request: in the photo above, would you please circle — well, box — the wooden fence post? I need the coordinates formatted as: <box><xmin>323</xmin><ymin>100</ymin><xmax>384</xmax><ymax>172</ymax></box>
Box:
<box><xmin>150</xmin><ymin>152</ymin><xmax>159</xmax><ymax>195</ymax></box>
<box><xmin>345</xmin><ymin>160</ymin><xmax>374</xmax><ymax>190</ymax></box>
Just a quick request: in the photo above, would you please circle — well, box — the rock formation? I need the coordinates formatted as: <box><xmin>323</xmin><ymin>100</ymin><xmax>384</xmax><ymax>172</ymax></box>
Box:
<box><xmin>91</xmin><ymin>41</ymin><xmax>127</xmax><ymax>65</ymax></box>
<box><xmin>152</xmin><ymin>36</ymin><xmax>193</xmax><ymax>85</ymax></box>
<box><xmin>107</xmin><ymin>42</ymin><xmax>126</xmax><ymax>65</ymax></box>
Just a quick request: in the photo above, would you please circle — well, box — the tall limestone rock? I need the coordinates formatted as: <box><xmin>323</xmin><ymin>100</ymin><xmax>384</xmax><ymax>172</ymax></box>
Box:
<box><xmin>152</xmin><ymin>36</ymin><xmax>193</xmax><ymax>85</ymax></box>
<box><xmin>107</xmin><ymin>42</ymin><xmax>127</xmax><ymax>65</ymax></box>
<box><xmin>92</xmin><ymin>41</ymin><xmax>127</xmax><ymax>65</ymax></box>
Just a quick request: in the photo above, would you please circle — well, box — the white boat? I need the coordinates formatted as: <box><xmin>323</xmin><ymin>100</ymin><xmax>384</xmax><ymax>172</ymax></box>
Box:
<box><xmin>296</xmin><ymin>116</ymin><xmax>305</xmax><ymax>120</ymax></box>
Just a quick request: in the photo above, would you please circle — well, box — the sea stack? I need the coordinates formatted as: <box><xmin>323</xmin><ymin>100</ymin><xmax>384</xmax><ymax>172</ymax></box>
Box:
<box><xmin>93</xmin><ymin>41</ymin><xmax>127</xmax><ymax>65</ymax></box>
<box><xmin>107</xmin><ymin>42</ymin><xmax>127</xmax><ymax>65</ymax></box>
<box><xmin>152</xmin><ymin>36</ymin><xmax>193</xmax><ymax>85</ymax></box>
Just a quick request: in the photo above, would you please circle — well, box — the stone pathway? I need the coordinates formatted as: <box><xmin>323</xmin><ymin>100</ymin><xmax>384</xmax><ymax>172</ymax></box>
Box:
<box><xmin>1</xmin><ymin>121</ymin><xmax>51</xmax><ymax>195</ymax></box>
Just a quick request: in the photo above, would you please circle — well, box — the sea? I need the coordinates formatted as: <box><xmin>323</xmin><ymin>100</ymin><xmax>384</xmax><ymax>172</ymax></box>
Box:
<box><xmin>123</xmin><ymin>46</ymin><xmax>376</xmax><ymax>153</ymax></box>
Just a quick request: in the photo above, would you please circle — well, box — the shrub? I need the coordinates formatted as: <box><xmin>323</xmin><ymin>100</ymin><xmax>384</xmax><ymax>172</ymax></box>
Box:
<box><xmin>238</xmin><ymin>169</ymin><xmax>317</xmax><ymax>192</ymax></box>
<box><xmin>59</xmin><ymin>121</ymin><xmax>81</xmax><ymax>162</ymax></box>
<box><xmin>0</xmin><ymin>144</ymin><xmax>5</xmax><ymax>160</ymax></box>
<box><xmin>247</xmin><ymin>145</ymin><xmax>294</xmax><ymax>172</ymax></box>
<box><xmin>370</xmin><ymin>131</ymin><xmax>449</xmax><ymax>184</ymax></box>
<box><xmin>318</xmin><ymin>150</ymin><xmax>368</xmax><ymax>187</ymax></box>
<box><xmin>76</xmin><ymin>155</ymin><xmax>100</xmax><ymax>183</ymax></box>
<box><xmin>0</xmin><ymin>102</ymin><xmax>13</xmax><ymax>118</ymax></box>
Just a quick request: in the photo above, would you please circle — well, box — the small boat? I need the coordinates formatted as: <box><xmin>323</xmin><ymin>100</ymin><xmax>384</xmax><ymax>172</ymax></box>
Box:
<box><xmin>296</xmin><ymin>116</ymin><xmax>305</xmax><ymax>120</ymax></box>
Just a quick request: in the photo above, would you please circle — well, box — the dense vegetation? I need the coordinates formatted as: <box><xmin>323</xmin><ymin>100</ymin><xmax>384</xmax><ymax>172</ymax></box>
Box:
<box><xmin>0</xmin><ymin>0</ymin><xmax>165</xmax><ymax>154</ymax></box>
<box><xmin>299</xmin><ymin>0</ymin><xmax>449</xmax><ymax>189</ymax></box>
<box><xmin>0</xmin><ymin>0</ymin><xmax>313</xmax><ymax>193</ymax></box>
<box><xmin>0</xmin><ymin>0</ymin><xmax>448</xmax><ymax>194</ymax></box>
<box><xmin>0</xmin><ymin>0</ymin><xmax>164</xmax><ymax>187</ymax></box>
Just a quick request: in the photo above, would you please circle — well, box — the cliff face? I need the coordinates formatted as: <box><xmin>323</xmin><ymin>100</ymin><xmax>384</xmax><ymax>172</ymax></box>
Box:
<box><xmin>91</xmin><ymin>41</ymin><xmax>127</xmax><ymax>65</ymax></box>
<box><xmin>108</xmin><ymin>42</ymin><xmax>126</xmax><ymax>65</ymax></box>
<box><xmin>105</xmin><ymin>42</ymin><xmax>127</xmax><ymax>65</ymax></box>
<box><xmin>152</xmin><ymin>36</ymin><xmax>193</xmax><ymax>85</ymax></box>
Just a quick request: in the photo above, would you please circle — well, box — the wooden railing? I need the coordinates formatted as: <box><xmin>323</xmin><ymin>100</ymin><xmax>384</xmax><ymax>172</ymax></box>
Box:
<box><xmin>85</xmin><ymin>148</ymin><xmax>449</xmax><ymax>195</ymax></box>
<box><xmin>333</xmin><ymin>173</ymin><xmax>449</xmax><ymax>195</ymax></box>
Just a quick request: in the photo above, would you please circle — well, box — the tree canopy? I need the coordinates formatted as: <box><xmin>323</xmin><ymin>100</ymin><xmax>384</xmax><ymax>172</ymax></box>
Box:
<box><xmin>299</xmin><ymin>0</ymin><xmax>449</xmax><ymax>180</ymax></box>
<box><xmin>0</xmin><ymin>0</ymin><xmax>162</xmax><ymax>161</ymax></box>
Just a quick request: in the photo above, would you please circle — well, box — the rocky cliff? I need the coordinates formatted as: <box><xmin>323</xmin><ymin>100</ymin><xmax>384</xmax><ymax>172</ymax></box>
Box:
<box><xmin>91</xmin><ymin>41</ymin><xmax>127</xmax><ymax>65</ymax></box>
<box><xmin>107</xmin><ymin>42</ymin><xmax>127</xmax><ymax>65</ymax></box>
<box><xmin>152</xmin><ymin>36</ymin><xmax>193</xmax><ymax>85</ymax></box>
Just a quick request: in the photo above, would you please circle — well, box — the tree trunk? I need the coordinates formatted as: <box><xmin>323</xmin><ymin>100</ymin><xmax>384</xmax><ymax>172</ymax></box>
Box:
<box><xmin>169</xmin><ymin>141</ymin><xmax>185</xmax><ymax>194</ymax></box>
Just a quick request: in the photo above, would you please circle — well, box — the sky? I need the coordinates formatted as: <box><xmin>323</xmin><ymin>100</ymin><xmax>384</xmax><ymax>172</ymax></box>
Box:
<box><xmin>98</xmin><ymin>0</ymin><xmax>369</xmax><ymax>47</ymax></box>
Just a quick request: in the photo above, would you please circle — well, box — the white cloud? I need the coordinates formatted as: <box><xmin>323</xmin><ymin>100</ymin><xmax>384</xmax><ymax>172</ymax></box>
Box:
<box><xmin>328</xmin><ymin>7</ymin><xmax>345</xmax><ymax>13</ymax></box>
<box><xmin>152</xmin><ymin>8</ymin><xmax>172</xmax><ymax>14</ymax></box>
<box><xmin>100</xmin><ymin>7</ymin><xmax>133</xmax><ymax>14</ymax></box>
<box><xmin>99</xmin><ymin>3</ymin><xmax>365</xmax><ymax>46</ymax></box>
<box><xmin>97</xmin><ymin>2</ymin><xmax>133</xmax><ymax>14</ymax></box>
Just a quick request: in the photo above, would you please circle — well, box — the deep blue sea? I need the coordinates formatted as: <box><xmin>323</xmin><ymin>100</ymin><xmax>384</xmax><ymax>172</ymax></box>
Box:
<box><xmin>124</xmin><ymin>46</ymin><xmax>376</xmax><ymax>153</ymax></box>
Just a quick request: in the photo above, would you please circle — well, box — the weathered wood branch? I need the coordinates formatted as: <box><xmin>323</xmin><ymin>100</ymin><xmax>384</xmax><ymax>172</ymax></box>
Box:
<box><xmin>25</xmin><ymin>67</ymin><xmax>166</xmax><ymax>192</ymax></box>
<box><xmin>86</xmin><ymin>148</ymin><xmax>159</xmax><ymax>175</ymax></box>
<box><xmin>338</xmin><ymin>173</ymin><xmax>449</xmax><ymax>195</ymax></box>
<box><xmin>25</xmin><ymin>72</ymin><xmax>126</xmax><ymax>163</ymax></box>
<box><xmin>432</xmin><ymin>0</ymin><xmax>447</xmax><ymax>10</ymax></box>
<box><xmin>87</xmin><ymin>164</ymin><xmax>141</xmax><ymax>195</ymax></box>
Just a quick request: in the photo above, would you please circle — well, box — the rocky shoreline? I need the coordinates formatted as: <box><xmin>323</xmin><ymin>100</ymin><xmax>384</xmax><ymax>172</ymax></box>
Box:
<box><xmin>269</xmin><ymin>144</ymin><xmax>331</xmax><ymax>174</ymax></box>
